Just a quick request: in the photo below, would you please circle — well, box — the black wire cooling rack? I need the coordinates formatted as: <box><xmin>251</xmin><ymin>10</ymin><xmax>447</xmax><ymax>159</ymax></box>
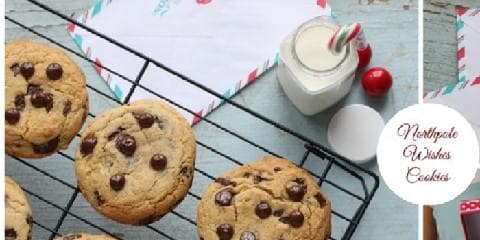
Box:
<box><xmin>5</xmin><ymin>1</ymin><xmax>380</xmax><ymax>239</ymax></box>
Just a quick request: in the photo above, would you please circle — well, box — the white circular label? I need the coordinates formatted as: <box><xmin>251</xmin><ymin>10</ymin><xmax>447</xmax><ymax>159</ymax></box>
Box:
<box><xmin>377</xmin><ymin>104</ymin><xmax>479</xmax><ymax>205</ymax></box>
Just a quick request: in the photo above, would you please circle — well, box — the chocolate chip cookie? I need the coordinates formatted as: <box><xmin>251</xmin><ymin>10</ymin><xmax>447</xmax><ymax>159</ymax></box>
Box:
<box><xmin>54</xmin><ymin>233</ymin><xmax>115</xmax><ymax>240</ymax></box>
<box><xmin>197</xmin><ymin>156</ymin><xmax>331</xmax><ymax>240</ymax></box>
<box><xmin>5</xmin><ymin>177</ymin><xmax>33</xmax><ymax>240</ymax></box>
<box><xmin>75</xmin><ymin>100</ymin><xmax>196</xmax><ymax>225</ymax></box>
<box><xmin>5</xmin><ymin>40</ymin><xmax>89</xmax><ymax>158</ymax></box>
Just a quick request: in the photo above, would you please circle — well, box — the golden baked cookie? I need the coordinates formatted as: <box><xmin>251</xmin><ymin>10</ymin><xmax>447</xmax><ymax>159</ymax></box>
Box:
<box><xmin>5</xmin><ymin>40</ymin><xmax>89</xmax><ymax>158</ymax></box>
<box><xmin>5</xmin><ymin>177</ymin><xmax>33</xmax><ymax>240</ymax></box>
<box><xmin>197</xmin><ymin>156</ymin><xmax>331</xmax><ymax>240</ymax></box>
<box><xmin>75</xmin><ymin>100</ymin><xmax>196</xmax><ymax>225</ymax></box>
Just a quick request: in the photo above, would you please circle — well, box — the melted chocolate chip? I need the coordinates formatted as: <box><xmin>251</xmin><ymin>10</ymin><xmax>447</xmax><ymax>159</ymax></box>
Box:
<box><xmin>274</xmin><ymin>167</ymin><xmax>282</xmax><ymax>172</ymax></box>
<box><xmin>5</xmin><ymin>108</ymin><xmax>20</xmax><ymax>125</ymax></box>
<box><xmin>94</xmin><ymin>190</ymin><xmax>105</xmax><ymax>205</ymax></box>
<box><xmin>215</xmin><ymin>178</ymin><xmax>236</xmax><ymax>186</ymax></box>
<box><xmin>32</xmin><ymin>136</ymin><xmax>59</xmax><ymax>154</ymax></box>
<box><xmin>240</xmin><ymin>231</ymin><xmax>256</xmax><ymax>240</ymax></box>
<box><xmin>314</xmin><ymin>193</ymin><xmax>327</xmax><ymax>207</ymax></box>
<box><xmin>243</xmin><ymin>172</ymin><xmax>252</xmax><ymax>178</ymax></box>
<box><xmin>80</xmin><ymin>134</ymin><xmax>97</xmax><ymax>156</ymax></box>
<box><xmin>133</xmin><ymin>112</ymin><xmax>155</xmax><ymax>129</ymax></box>
<box><xmin>215</xmin><ymin>188</ymin><xmax>234</xmax><ymax>206</ymax></box>
<box><xmin>30</xmin><ymin>91</ymin><xmax>53</xmax><ymax>112</ymax></box>
<box><xmin>255</xmin><ymin>202</ymin><xmax>272</xmax><ymax>219</ymax></box>
<box><xmin>27</xmin><ymin>84</ymin><xmax>41</xmax><ymax>95</ymax></box>
<box><xmin>273</xmin><ymin>209</ymin><xmax>285</xmax><ymax>217</ymax></box>
<box><xmin>10</xmin><ymin>63</ymin><xmax>20</xmax><ymax>76</ymax></box>
<box><xmin>63</xmin><ymin>100</ymin><xmax>71</xmax><ymax>116</ymax></box>
<box><xmin>110</xmin><ymin>174</ymin><xmax>125</xmax><ymax>191</ymax></box>
<box><xmin>5</xmin><ymin>228</ymin><xmax>17</xmax><ymax>240</ymax></box>
<box><xmin>46</xmin><ymin>63</ymin><xmax>63</xmax><ymax>80</ymax></box>
<box><xmin>286</xmin><ymin>184</ymin><xmax>306</xmax><ymax>202</ymax></box>
<box><xmin>279</xmin><ymin>211</ymin><xmax>304</xmax><ymax>228</ymax></box>
<box><xmin>216</xmin><ymin>224</ymin><xmax>234</xmax><ymax>240</ymax></box>
<box><xmin>115</xmin><ymin>134</ymin><xmax>136</xmax><ymax>157</ymax></box>
<box><xmin>20</xmin><ymin>62</ymin><xmax>35</xmax><ymax>80</ymax></box>
<box><xmin>150</xmin><ymin>154</ymin><xmax>167</xmax><ymax>171</ymax></box>
<box><xmin>14</xmin><ymin>95</ymin><xmax>25</xmax><ymax>110</ymax></box>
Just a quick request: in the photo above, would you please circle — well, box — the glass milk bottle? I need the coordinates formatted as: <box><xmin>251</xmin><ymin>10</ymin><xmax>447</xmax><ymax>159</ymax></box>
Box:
<box><xmin>277</xmin><ymin>17</ymin><xmax>359</xmax><ymax>115</ymax></box>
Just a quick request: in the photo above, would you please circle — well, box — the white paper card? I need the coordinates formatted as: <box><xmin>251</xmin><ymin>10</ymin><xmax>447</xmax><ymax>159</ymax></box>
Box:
<box><xmin>69</xmin><ymin>0</ymin><xmax>331</xmax><ymax>124</ymax></box>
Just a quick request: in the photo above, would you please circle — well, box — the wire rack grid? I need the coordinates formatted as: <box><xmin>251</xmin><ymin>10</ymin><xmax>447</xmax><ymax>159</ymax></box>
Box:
<box><xmin>5</xmin><ymin>1</ymin><xmax>380</xmax><ymax>239</ymax></box>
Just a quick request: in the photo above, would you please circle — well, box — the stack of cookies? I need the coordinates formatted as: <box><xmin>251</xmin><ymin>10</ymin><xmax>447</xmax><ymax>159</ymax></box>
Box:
<box><xmin>5</xmin><ymin>41</ymin><xmax>331</xmax><ymax>240</ymax></box>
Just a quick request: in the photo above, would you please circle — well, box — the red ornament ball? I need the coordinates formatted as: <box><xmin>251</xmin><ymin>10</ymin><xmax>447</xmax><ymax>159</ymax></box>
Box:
<box><xmin>357</xmin><ymin>44</ymin><xmax>372</xmax><ymax>69</ymax></box>
<box><xmin>362</xmin><ymin>67</ymin><xmax>392</xmax><ymax>98</ymax></box>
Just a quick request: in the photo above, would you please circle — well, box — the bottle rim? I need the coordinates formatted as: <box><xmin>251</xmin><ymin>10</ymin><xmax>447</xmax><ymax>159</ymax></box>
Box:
<box><xmin>291</xmin><ymin>16</ymin><xmax>350</xmax><ymax>75</ymax></box>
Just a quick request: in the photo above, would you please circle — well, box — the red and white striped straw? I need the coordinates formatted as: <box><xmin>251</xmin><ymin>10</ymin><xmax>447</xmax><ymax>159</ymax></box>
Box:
<box><xmin>328</xmin><ymin>22</ymin><xmax>363</xmax><ymax>54</ymax></box>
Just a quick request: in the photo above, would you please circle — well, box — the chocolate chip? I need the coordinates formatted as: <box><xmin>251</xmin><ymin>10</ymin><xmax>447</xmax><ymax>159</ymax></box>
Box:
<box><xmin>286</xmin><ymin>184</ymin><xmax>306</xmax><ymax>202</ymax></box>
<box><xmin>150</xmin><ymin>154</ymin><xmax>167</xmax><ymax>171</ymax></box>
<box><xmin>279</xmin><ymin>211</ymin><xmax>304</xmax><ymax>228</ymax></box>
<box><xmin>94</xmin><ymin>190</ymin><xmax>105</xmax><ymax>205</ymax></box>
<box><xmin>215</xmin><ymin>188</ymin><xmax>234</xmax><ymax>206</ymax></box>
<box><xmin>110</xmin><ymin>174</ymin><xmax>125</xmax><ymax>191</ymax></box>
<box><xmin>240</xmin><ymin>231</ymin><xmax>256</xmax><ymax>240</ymax></box>
<box><xmin>46</xmin><ymin>63</ymin><xmax>63</xmax><ymax>80</ymax></box>
<box><xmin>115</xmin><ymin>134</ymin><xmax>136</xmax><ymax>156</ymax></box>
<box><xmin>80</xmin><ymin>134</ymin><xmax>97</xmax><ymax>156</ymax></box>
<box><xmin>314</xmin><ymin>193</ymin><xmax>327</xmax><ymax>207</ymax></box>
<box><xmin>273</xmin><ymin>209</ymin><xmax>284</xmax><ymax>217</ymax></box>
<box><xmin>30</xmin><ymin>91</ymin><xmax>53</xmax><ymax>112</ymax></box>
<box><xmin>10</xmin><ymin>63</ymin><xmax>20</xmax><ymax>76</ymax></box>
<box><xmin>27</xmin><ymin>84</ymin><xmax>41</xmax><ymax>95</ymax></box>
<box><xmin>216</xmin><ymin>224</ymin><xmax>234</xmax><ymax>240</ymax></box>
<box><xmin>215</xmin><ymin>178</ymin><xmax>235</xmax><ymax>186</ymax></box>
<box><xmin>63</xmin><ymin>100</ymin><xmax>71</xmax><ymax>116</ymax></box>
<box><xmin>243</xmin><ymin>172</ymin><xmax>252</xmax><ymax>178</ymax></box>
<box><xmin>20</xmin><ymin>62</ymin><xmax>35</xmax><ymax>80</ymax></box>
<box><xmin>255</xmin><ymin>202</ymin><xmax>272</xmax><ymax>219</ymax></box>
<box><xmin>14</xmin><ymin>95</ymin><xmax>25</xmax><ymax>110</ymax></box>
<box><xmin>133</xmin><ymin>112</ymin><xmax>155</xmax><ymax>129</ymax></box>
<box><xmin>274</xmin><ymin>167</ymin><xmax>282</xmax><ymax>172</ymax></box>
<box><xmin>5</xmin><ymin>108</ymin><xmax>20</xmax><ymax>125</ymax></box>
<box><xmin>5</xmin><ymin>228</ymin><xmax>17</xmax><ymax>240</ymax></box>
<box><xmin>32</xmin><ymin>136</ymin><xmax>59</xmax><ymax>154</ymax></box>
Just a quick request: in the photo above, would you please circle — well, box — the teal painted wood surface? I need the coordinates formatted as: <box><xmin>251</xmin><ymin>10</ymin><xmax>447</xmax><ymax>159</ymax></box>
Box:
<box><xmin>424</xmin><ymin>0</ymin><xmax>479</xmax><ymax>92</ymax></box>
<box><xmin>5</xmin><ymin>0</ymin><xmax>418</xmax><ymax>239</ymax></box>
